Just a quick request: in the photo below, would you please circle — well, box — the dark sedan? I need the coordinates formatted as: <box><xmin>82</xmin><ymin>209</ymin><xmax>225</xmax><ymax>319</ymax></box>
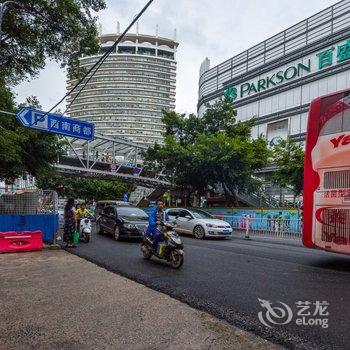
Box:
<box><xmin>96</xmin><ymin>205</ymin><xmax>149</xmax><ymax>240</ymax></box>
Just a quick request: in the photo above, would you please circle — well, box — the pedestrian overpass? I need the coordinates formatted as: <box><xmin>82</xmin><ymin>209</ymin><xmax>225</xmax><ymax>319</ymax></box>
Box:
<box><xmin>56</xmin><ymin>133</ymin><xmax>172</xmax><ymax>189</ymax></box>
<box><xmin>55</xmin><ymin>135</ymin><xmax>282</xmax><ymax>207</ymax></box>
<box><xmin>2</xmin><ymin>109</ymin><xmax>279</xmax><ymax>206</ymax></box>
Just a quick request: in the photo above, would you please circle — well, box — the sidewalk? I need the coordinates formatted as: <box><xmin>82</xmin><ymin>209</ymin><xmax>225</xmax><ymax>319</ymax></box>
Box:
<box><xmin>233</xmin><ymin>231</ymin><xmax>303</xmax><ymax>247</ymax></box>
<box><xmin>0</xmin><ymin>250</ymin><xmax>283</xmax><ymax>350</ymax></box>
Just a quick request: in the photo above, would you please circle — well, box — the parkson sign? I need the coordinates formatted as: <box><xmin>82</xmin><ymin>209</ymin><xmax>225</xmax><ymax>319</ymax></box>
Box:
<box><xmin>223</xmin><ymin>39</ymin><xmax>350</xmax><ymax>102</ymax></box>
<box><xmin>224</xmin><ymin>60</ymin><xmax>311</xmax><ymax>101</ymax></box>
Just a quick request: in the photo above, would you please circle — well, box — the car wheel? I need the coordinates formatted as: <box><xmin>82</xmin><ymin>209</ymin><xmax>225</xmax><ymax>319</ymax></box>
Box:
<box><xmin>96</xmin><ymin>221</ymin><xmax>103</xmax><ymax>235</ymax></box>
<box><xmin>114</xmin><ymin>226</ymin><xmax>121</xmax><ymax>241</ymax></box>
<box><xmin>193</xmin><ymin>225</ymin><xmax>205</xmax><ymax>239</ymax></box>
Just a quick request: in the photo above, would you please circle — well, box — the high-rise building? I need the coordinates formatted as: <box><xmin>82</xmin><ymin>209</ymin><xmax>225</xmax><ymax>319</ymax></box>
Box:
<box><xmin>67</xmin><ymin>27</ymin><xmax>178</xmax><ymax>146</ymax></box>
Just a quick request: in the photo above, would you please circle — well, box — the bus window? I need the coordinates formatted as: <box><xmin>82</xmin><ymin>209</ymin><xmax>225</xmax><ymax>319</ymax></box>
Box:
<box><xmin>319</xmin><ymin>113</ymin><xmax>342</xmax><ymax>136</ymax></box>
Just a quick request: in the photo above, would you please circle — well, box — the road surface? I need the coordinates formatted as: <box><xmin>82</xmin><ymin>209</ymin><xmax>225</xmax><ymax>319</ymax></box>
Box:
<box><xmin>67</xmin><ymin>232</ymin><xmax>350</xmax><ymax>350</ymax></box>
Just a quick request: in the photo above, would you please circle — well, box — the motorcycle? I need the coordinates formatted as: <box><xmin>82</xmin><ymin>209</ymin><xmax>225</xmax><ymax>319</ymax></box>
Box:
<box><xmin>141</xmin><ymin>221</ymin><xmax>184</xmax><ymax>269</ymax></box>
<box><xmin>78</xmin><ymin>217</ymin><xmax>93</xmax><ymax>243</ymax></box>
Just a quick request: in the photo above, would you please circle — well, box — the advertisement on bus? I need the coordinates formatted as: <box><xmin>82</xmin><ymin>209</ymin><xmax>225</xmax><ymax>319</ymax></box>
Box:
<box><xmin>303</xmin><ymin>89</ymin><xmax>350</xmax><ymax>255</ymax></box>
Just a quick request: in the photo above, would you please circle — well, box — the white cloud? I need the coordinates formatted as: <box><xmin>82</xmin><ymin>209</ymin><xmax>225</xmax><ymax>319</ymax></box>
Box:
<box><xmin>14</xmin><ymin>0</ymin><xmax>338</xmax><ymax>114</ymax></box>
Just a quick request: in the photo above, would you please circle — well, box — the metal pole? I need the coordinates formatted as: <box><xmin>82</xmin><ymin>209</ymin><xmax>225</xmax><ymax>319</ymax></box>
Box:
<box><xmin>245</xmin><ymin>215</ymin><xmax>250</xmax><ymax>240</ymax></box>
<box><xmin>134</xmin><ymin>148</ymin><xmax>138</xmax><ymax>166</ymax></box>
<box><xmin>87</xmin><ymin>141</ymin><xmax>90</xmax><ymax>168</ymax></box>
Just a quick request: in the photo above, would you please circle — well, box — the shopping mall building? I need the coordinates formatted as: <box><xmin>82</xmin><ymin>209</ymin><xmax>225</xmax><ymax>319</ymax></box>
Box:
<box><xmin>67</xmin><ymin>27</ymin><xmax>178</xmax><ymax>146</ymax></box>
<box><xmin>198</xmin><ymin>0</ymin><xmax>350</xmax><ymax>148</ymax></box>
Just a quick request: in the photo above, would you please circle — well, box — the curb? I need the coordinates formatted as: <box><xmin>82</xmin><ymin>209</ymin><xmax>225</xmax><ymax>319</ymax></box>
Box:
<box><xmin>43</xmin><ymin>243</ymin><xmax>61</xmax><ymax>250</ymax></box>
<box><xmin>233</xmin><ymin>235</ymin><xmax>302</xmax><ymax>247</ymax></box>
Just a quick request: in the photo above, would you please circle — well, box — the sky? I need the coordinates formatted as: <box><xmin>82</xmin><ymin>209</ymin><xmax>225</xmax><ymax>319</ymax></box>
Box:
<box><xmin>14</xmin><ymin>0</ymin><xmax>338</xmax><ymax>114</ymax></box>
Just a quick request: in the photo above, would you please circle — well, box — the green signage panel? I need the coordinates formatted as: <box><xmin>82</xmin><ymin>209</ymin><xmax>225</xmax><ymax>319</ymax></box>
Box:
<box><xmin>224</xmin><ymin>40</ymin><xmax>350</xmax><ymax>102</ymax></box>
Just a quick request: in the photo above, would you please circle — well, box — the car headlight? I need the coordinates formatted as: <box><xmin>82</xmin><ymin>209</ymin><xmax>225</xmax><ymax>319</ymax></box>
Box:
<box><xmin>124</xmin><ymin>223</ymin><xmax>136</xmax><ymax>230</ymax></box>
<box><xmin>206</xmin><ymin>223</ymin><xmax>219</xmax><ymax>228</ymax></box>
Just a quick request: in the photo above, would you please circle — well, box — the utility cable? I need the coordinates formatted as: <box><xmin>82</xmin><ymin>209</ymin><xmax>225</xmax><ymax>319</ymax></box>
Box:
<box><xmin>28</xmin><ymin>0</ymin><xmax>154</xmax><ymax>130</ymax></box>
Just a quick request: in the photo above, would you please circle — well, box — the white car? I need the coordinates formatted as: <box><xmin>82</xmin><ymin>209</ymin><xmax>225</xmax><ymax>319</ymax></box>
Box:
<box><xmin>166</xmin><ymin>208</ymin><xmax>232</xmax><ymax>239</ymax></box>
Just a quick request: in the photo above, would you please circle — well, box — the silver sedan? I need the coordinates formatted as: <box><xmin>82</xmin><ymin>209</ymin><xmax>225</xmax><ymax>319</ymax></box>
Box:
<box><xmin>166</xmin><ymin>208</ymin><xmax>232</xmax><ymax>239</ymax></box>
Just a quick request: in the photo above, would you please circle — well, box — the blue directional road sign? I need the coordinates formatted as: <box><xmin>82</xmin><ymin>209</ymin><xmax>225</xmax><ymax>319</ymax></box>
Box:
<box><xmin>16</xmin><ymin>108</ymin><xmax>95</xmax><ymax>141</ymax></box>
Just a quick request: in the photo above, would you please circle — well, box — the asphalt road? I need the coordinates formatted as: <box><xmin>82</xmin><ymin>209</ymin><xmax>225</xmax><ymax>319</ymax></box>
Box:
<box><xmin>67</xmin><ymin>231</ymin><xmax>350</xmax><ymax>350</ymax></box>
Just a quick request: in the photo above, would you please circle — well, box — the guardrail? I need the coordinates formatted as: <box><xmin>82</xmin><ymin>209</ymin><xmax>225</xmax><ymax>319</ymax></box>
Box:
<box><xmin>212</xmin><ymin>215</ymin><xmax>302</xmax><ymax>239</ymax></box>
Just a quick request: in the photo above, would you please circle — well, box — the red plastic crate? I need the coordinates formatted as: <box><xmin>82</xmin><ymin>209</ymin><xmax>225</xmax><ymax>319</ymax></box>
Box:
<box><xmin>0</xmin><ymin>230</ymin><xmax>43</xmax><ymax>253</ymax></box>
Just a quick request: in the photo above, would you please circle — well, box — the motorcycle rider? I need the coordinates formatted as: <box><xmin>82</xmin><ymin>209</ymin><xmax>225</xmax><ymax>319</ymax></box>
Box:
<box><xmin>146</xmin><ymin>198</ymin><xmax>169</xmax><ymax>253</ymax></box>
<box><xmin>76</xmin><ymin>203</ymin><xmax>90</xmax><ymax>231</ymax></box>
<box><xmin>77</xmin><ymin>203</ymin><xmax>89</xmax><ymax>219</ymax></box>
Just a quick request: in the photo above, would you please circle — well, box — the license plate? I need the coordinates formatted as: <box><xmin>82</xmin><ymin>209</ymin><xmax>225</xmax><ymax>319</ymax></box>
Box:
<box><xmin>221</xmin><ymin>230</ymin><xmax>230</xmax><ymax>234</ymax></box>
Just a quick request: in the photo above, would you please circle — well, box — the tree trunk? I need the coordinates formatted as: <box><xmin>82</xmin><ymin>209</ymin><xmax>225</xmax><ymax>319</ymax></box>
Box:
<box><xmin>232</xmin><ymin>190</ymin><xmax>239</xmax><ymax>207</ymax></box>
<box><xmin>185</xmin><ymin>188</ymin><xmax>192</xmax><ymax>207</ymax></box>
<box><xmin>221</xmin><ymin>181</ymin><xmax>236</xmax><ymax>206</ymax></box>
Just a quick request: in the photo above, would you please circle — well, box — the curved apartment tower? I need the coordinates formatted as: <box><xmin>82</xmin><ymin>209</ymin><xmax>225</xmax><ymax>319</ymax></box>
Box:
<box><xmin>67</xmin><ymin>30</ymin><xmax>178</xmax><ymax>146</ymax></box>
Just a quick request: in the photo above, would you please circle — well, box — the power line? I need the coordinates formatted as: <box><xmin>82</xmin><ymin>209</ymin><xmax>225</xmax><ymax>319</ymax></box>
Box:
<box><xmin>30</xmin><ymin>0</ymin><xmax>154</xmax><ymax>130</ymax></box>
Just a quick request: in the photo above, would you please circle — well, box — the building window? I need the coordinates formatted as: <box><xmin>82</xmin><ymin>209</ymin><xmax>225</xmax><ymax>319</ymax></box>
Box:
<box><xmin>266</xmin><ymin>119</ymin><xmax>289</xmax><ymax>144</ymax></box>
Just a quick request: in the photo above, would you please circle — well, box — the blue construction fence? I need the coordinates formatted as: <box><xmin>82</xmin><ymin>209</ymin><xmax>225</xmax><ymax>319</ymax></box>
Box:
<box><xmin>142</xmin><ymin>207</ymin><xmax>302</xmax><ymax>234</ymax></box>
<box><xmin>0</xmin><ymin>214</ymin><xmax>59</xmax><ymax>243</ymax></box>
<box><xmin>205</xmin><ymin>208</ymin><xmax>302</xmax><ymax>233</ymax></box>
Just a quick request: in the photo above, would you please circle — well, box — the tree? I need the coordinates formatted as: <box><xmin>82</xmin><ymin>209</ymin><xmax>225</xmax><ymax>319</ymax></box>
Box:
<box><xmin>1</xmin><ymin>0</ymin><xmax>106</xmax><ymax>85</ymax></box>
<box><xmin>272</xmin><ymin>138</ymin><xmax>305</xmax><ymax>203</ymax></box>
<box><xmin>143</xmin><ymin>98</ymin><xmax>270</xmax><ymax>206</ymax></box>
<box><xmin>0</xmin><ymin>0</ymin><xmax>105</xmax><ymax>180</ymax></box>
<box><xmin>36</xmin><ymin>175</ymin><xmax>134</xmax><ymax>202</ymax></box>
<box><xmin>0</xmin><ymin>93</ymin><xmax>64</xmax><ymax>179</ymax></box>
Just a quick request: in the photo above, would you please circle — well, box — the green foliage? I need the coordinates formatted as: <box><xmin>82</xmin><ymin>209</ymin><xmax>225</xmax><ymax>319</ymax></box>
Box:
<box><xmin>143</xmin><ymin>98</ymin><xmax>270</xmax><ymax>205</ymax></box>
<box><xmin>272</xmin><ymin>138</ymin><xmax>305</xmax><ymax>197</ymax></box>
<box><xmin>0</xmin><ymin>0</ymin><xmax>105</xmax><ymax>180</ymax></box>
<box><xmin>1</xmin><ymin>0</ymin><xmax>106</xmax><ymax>84</ymax></box>
<box><xmin>0</xmin><ymin>87</ymin><xmax>64</xmax><ymax>179</ymax></box>
<box><xmin>36</xmin><ymin>175</ymin><xmax>133</xmax><ymax>202</ymax></box>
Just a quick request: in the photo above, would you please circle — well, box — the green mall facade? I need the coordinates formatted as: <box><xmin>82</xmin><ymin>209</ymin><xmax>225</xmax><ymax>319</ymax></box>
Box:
<box><xmin>197</xmin><ymin>0</ymin><xmax>350</xmax><ymax>203</ymax></box>
<box><xmin>198</xmin><ymin>0</ymin><xmax>350</xmax><ymax>146</ymax></box>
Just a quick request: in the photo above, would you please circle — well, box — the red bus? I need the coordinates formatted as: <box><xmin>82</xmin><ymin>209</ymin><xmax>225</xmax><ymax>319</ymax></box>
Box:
<box><xmin>303</xmin><ymin>88</ymin><xmax>350</xmax><ymax>255</ymax></box>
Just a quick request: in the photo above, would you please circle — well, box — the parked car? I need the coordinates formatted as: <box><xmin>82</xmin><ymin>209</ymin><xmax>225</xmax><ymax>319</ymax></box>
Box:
<box><xmin>96</xmin><ymin>205</ymin><xmax>148</xmax><ymax>240</ymax></box>
<box><xmin>166</xmin><ymin>208</ymin><xmax>232</xmax><ymax>239</ymax></box>
<box><xmin>95</xmin><ymin>200</ymin><xmax>131</xmax><ymax>221</ymax></box>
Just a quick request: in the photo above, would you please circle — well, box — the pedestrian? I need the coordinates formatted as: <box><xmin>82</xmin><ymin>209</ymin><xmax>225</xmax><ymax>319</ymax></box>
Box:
<box><xmin>64</xmin><ymin>197</ymin><xmax>77</xmax><ymax>248</ymax></box>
